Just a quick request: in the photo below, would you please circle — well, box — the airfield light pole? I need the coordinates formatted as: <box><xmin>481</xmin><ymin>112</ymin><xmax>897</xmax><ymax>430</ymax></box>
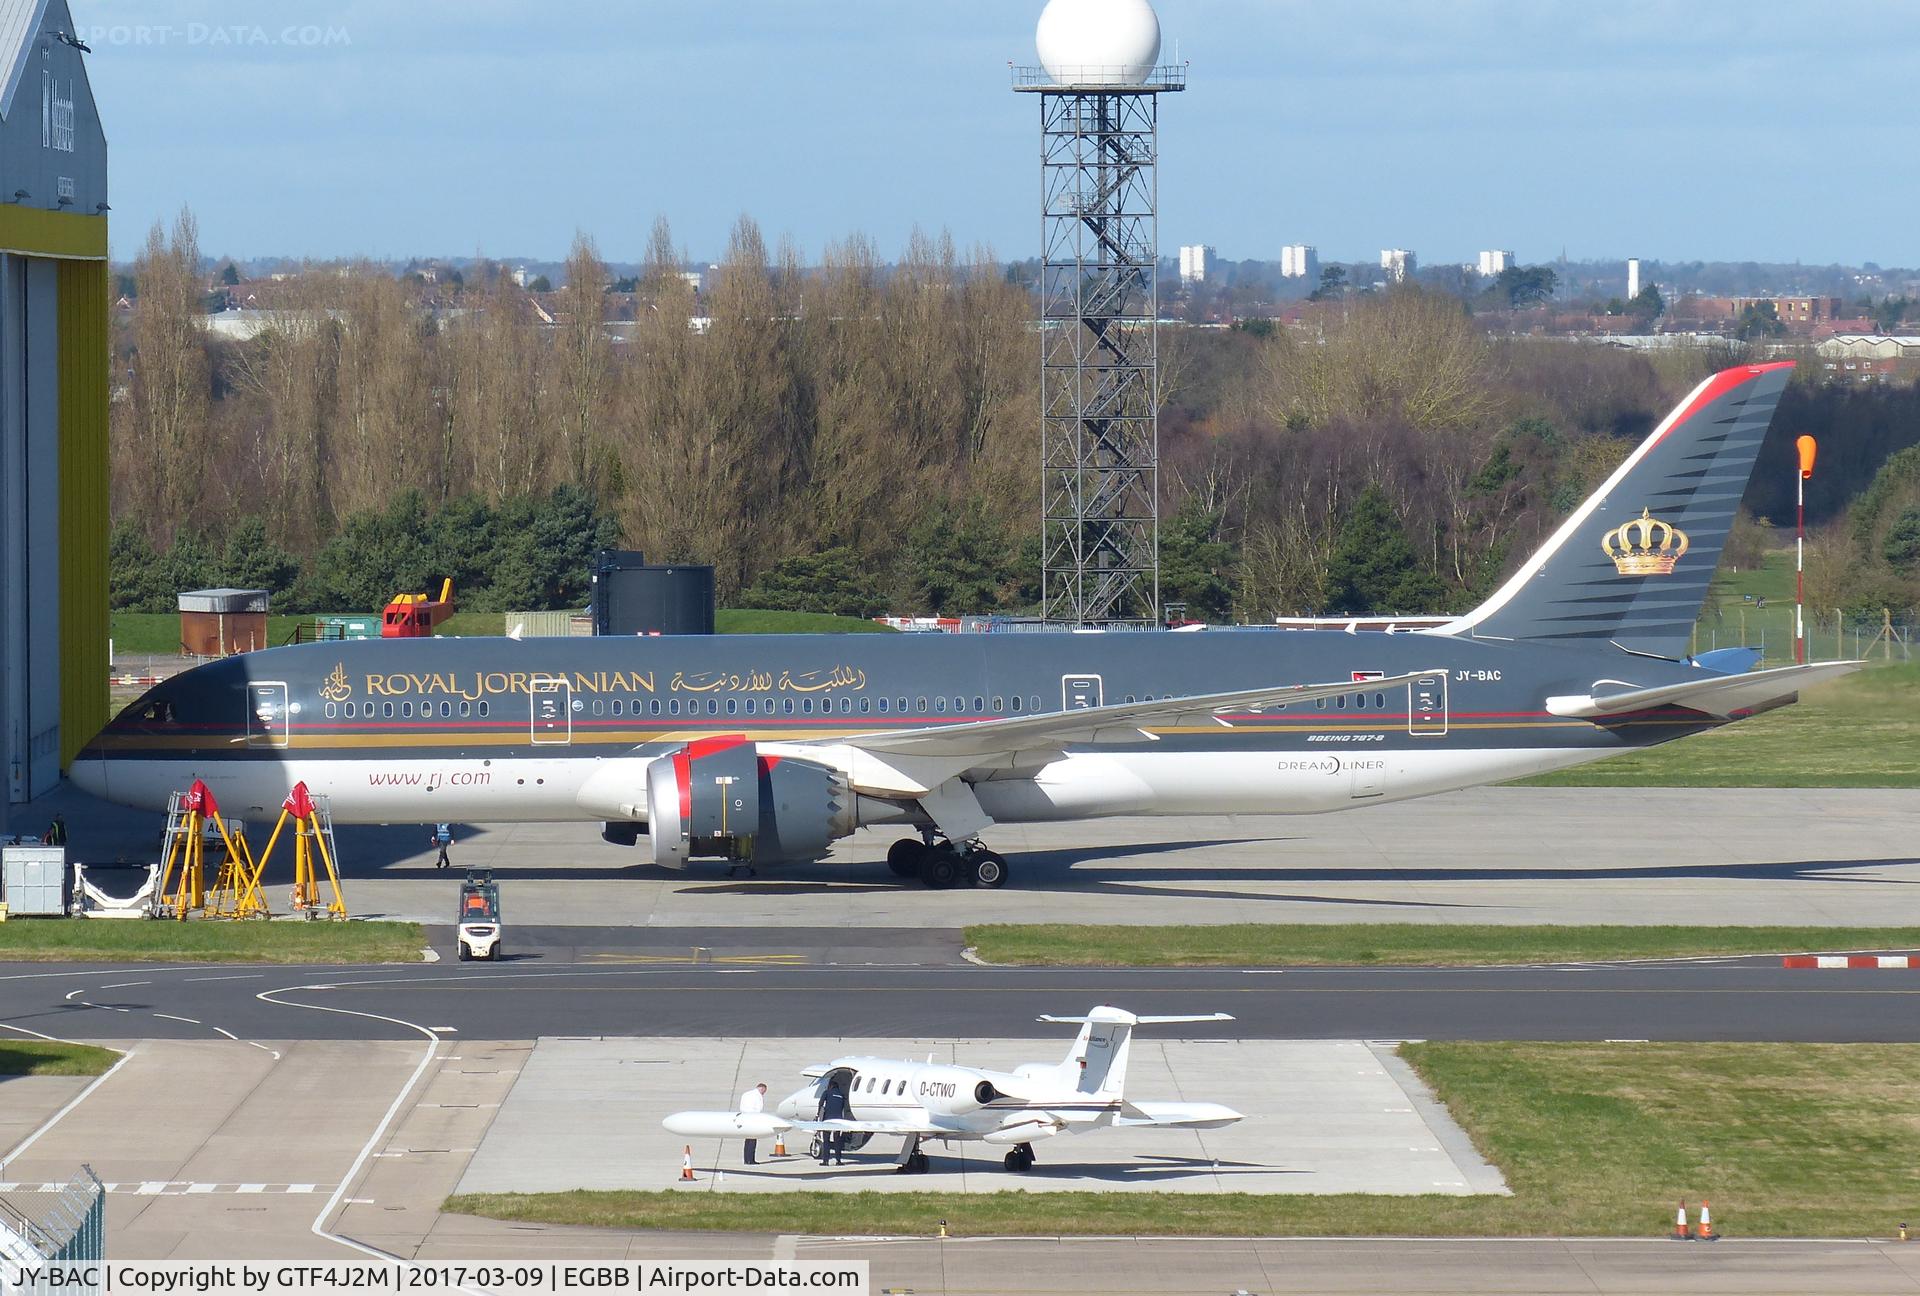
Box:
<box><xmin>1795</xmin><ymin>435</ymin><xmax>1817</xmax><ymax>664</ymax></box>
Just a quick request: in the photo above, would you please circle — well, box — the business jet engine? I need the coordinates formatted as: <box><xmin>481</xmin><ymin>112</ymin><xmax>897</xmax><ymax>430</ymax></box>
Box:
<box><xmin>645</xmin><ymin>736</ymin><xmax>855</xmax><ymax>868</ymax></box>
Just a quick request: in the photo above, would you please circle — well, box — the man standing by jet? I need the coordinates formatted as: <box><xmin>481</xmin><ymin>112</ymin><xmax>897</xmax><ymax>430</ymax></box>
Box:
<box><xmin>739</xmin><ymin>1082</ymin><xmax>767</xmax><ymax>1164</ymax></box>
<box><xmin>819</xmin><ymin>1078</ymin><xmax>849</xmax><ymax>1165</ymax></box>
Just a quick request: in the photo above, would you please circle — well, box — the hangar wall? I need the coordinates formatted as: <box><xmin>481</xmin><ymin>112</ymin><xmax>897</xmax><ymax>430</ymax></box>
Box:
<box><xmin>0</xmin><ymin>0</ymin><xmax>107</xmax><ymax>830</ymax></box>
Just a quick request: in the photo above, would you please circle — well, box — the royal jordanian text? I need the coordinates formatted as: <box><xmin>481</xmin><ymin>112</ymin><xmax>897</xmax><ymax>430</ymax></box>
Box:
<box><xmin>4</xmin><ymin>1262</ymin><xmax>868</xmax><ymax>1296</ymax></box>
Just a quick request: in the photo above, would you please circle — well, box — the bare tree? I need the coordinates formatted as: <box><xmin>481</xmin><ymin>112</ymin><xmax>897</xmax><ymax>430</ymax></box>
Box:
<box><xmin>123</xmin><ymin>209</ymin><xmax>211</xmax><ymax>543</ymax></box>
<box><xmin>556</xmin><ymin>232</ymin><xmax>612</xmax><ymax>492</ymax></box>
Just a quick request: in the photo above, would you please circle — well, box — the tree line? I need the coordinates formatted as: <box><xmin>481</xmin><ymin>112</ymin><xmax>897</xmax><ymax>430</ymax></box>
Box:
<box><xmin>111</xmin><ymin>209</ymin><xmax>1920</xmax><ymax>622</ymax></box>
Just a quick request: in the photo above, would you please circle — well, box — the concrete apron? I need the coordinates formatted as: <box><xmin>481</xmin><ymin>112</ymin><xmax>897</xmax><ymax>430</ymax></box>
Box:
<box><xmin>455</xmin><ymin>1036</ymin><xmax>1507</xmax><ymax>1197</ymax></box>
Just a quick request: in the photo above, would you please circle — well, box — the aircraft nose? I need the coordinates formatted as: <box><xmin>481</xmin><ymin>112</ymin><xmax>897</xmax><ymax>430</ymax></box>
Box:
<box><xmin>69</xmin><ymin>756</ymin><xmax>109</xmax><ymax>801</ymax></box>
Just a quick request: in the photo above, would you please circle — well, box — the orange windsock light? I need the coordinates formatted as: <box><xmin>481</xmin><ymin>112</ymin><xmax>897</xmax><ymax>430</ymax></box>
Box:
<box><xmin>1797</xmin><ymin>435</ymin><xmax>1817</xmax><ymax>480</ymax></box>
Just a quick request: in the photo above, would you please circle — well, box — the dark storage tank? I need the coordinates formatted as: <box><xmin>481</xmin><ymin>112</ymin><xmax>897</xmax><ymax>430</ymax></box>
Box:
<box><xmin>592</xmin><ymin>552</ymin><xmax>715</xmax><ymax>636</ymax></box>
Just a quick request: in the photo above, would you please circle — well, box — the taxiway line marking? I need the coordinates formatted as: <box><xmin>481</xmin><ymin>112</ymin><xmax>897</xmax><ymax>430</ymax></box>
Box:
<box><xmin>153</xmin><ymin>1013</ymin><xmax>201</xmax><ymax>1025</ymax></box>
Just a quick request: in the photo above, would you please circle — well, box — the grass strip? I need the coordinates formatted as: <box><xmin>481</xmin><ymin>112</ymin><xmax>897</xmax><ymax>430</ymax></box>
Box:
<box><xmin>963</xmin><ymin>923</ymin><xmax>1920</xmax><ymax>967</ymax></box>
<box><xmin>0</xmin><ymin>1040</ymin><xmax>119</xmax><ymax>1076</ymax></box>
<box><xmin>446</xmin><ymin>1042</ymin><xmax>1920</xmax><ymax>1238</ymax></box>
<box><xmin>0</xmin><ymin>919</ymin><xmax>426</xmax><ymax>964</ymax></box>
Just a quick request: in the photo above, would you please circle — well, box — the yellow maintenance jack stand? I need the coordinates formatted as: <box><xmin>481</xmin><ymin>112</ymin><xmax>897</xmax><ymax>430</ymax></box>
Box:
<box><xmin>255</xmin><ymin>782</ymin><xmax>348</xmax><ymax>920</ymax></box>
<box><xmin>158</xmin><ymin>780</ymin><xmax>259</xmax><ymax>920</ymax></box>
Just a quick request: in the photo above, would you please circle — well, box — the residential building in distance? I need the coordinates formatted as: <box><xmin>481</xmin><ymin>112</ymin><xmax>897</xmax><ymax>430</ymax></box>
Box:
<box><xmin>1814</xmin><ymin>334</ymin><xmax>1920</xmax><ymax>382</ymax></box>
<box><xmin>1477</xmin><ymin>250</ymin><xmax>1514</xmax><ymax>277</ymax></box>
<box><xmin>1280</xmin><ymin>244</ymin><xmax>1319</xmax><ymax>279</ymax></box>
<box><xmin>1380</xmin><ymin>248</ymin><xmax>1416</xmax><ymax>283</ymax></box>
<box><xmin>1178</xmin><ymin>244</ymin><xmax>1215</xmax><ymax>284</ymax></box>
<box><xmin>1627</xmin><ymin>258</ymin><xmax>1641</xmax><ymax>301</ymax></box>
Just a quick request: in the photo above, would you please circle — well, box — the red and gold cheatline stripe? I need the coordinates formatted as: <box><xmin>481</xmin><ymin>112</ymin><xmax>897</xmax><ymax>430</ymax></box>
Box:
<box><xmin>84</xmin><ymin>714</ymin><xmax>1717</xmax><ymax>753</ymax></box>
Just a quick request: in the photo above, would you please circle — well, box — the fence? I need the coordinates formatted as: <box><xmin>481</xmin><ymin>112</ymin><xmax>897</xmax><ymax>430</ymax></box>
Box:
<box><xmin>0</xmin><ymin>1168</ymin><xmax>104</xmax><ymax>1295</ymax></box>
<box><xmin>1692</xmin><ymin>605</ymin><xmax>1914</xmax><ymax>667</ymax></box>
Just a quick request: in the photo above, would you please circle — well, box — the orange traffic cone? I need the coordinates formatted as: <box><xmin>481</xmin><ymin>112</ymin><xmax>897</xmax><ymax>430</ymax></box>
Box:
<box><xmin>1697</xmin><ymin>1200</ymin><xmax>1716</xmax><ymax>1241</ymax></box>
<box><xmin>680</xmin><ymin>1146</ymin><xmax>695</xmax><ymax>1182</ymax></box>
<box><xmin>1672</xmin><ymin>1200</ymin><xmax>1690</xmax><ymax>1240</ymax></box>
<box><xmin>773</xmin><ymin>1135</ymin><xmax>787</xmax><ymax>1157</ymax></box>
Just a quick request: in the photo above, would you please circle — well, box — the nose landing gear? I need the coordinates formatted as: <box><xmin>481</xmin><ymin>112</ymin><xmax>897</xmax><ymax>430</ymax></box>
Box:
<box><xmin>886</xmin><ymin>837</ymin><xmax>1010</xmax><ymax>889</ymax></box>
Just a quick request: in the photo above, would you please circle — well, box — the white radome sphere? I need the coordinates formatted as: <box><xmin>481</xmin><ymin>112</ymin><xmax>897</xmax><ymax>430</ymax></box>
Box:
<box><xmin>1036</xmin><ymin>0</ymin><xmax>1162</xmax><ymax>87</ymax></box>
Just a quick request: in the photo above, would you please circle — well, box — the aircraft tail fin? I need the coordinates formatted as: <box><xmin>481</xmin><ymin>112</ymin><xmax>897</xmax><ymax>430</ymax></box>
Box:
<box><xmin>1437</xmin><ymin>362</ymin><xmax>1794</xmax><ymax>660</ymax></box>
<box><xmin>1039</xmin><ymin>1009</ymin><xmax>1233</xmax><ymax>1099</ymax></box>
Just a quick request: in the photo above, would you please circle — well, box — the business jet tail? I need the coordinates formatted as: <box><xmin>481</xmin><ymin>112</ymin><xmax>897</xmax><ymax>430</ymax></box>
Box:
<box><xmin>1039</xmin><ymin>1007</ymin><xmax>1234</xmax><ymax>1099</ymax></box>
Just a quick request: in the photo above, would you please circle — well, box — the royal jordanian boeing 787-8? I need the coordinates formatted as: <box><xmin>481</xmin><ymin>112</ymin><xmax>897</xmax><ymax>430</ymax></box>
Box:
<box><xmin>74</xmin><ymin>363</ymin><xmax>1857</xmax><ymax>888</ymax></box>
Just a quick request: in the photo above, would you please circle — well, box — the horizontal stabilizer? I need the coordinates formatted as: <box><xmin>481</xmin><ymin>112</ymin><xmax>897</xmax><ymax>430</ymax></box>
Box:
<box><xmin>1117</xmin><ymin>1101</ymin><xmax>1244</xmax><ymax>1130</ymax></box>
<box><xmin>1546</xmin><ymin>661</ymin><xmax>1863</xmax><ymax>720</ymax></box>
<box><xmin>1039</xmin><ymin>1012</ymin><xmax>1235</xmax><ymax>1026</ymax></box>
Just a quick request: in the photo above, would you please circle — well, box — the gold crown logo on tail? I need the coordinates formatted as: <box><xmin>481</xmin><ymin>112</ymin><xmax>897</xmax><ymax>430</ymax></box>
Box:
<box><xmin>1601</xmin><ymin>509</ymin><xmax>1690</xmax><ymax>576</ymax></box>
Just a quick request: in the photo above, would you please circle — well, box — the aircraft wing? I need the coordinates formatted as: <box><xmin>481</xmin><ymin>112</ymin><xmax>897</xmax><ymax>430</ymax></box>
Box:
<box><xmin>1546</xmin><ymin>661</ymin><xmax>1863</xmax><ymax>721</ymax></box>
<box><xmin>837</xmin><ymin>669</ymin><xmax>1445</xmax><ymax>760</ymax></box>
<box><xmin>663</xmin><ymin>1111</ymin><xmax>945</xmax><ymax>1138</ymax></box>
<box><xmin>785</xmin><ymin>1116</ymin><xmax>946</xmax><ymax>1136</ymax></box>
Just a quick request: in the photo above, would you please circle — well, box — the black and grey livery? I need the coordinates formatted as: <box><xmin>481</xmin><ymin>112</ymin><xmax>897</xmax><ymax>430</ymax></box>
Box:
<box><xmin>75</xmin><ymin>364</ymin><xmax>1850</xmax><ymax>889</ymax></box>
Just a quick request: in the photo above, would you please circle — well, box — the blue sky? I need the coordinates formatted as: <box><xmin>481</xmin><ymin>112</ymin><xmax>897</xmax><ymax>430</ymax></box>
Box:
<box><xmin>78</xmin><ymin>1</ymin><xmax>1920</xmax><ymax>267</ymax></box>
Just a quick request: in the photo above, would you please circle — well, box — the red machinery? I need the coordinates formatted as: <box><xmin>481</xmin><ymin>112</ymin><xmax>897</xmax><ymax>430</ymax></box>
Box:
<box><xmin>381</xmin><ymin>579</ymin><xmax>455</xmax><ymax>638</ymax></box>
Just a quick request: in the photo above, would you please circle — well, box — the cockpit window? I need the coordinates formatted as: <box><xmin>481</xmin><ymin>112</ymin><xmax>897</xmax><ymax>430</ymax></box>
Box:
<box><xmin>138</xmin><ymin>699</ymin><xmax>175</xmax><ymax>724</ymax></box>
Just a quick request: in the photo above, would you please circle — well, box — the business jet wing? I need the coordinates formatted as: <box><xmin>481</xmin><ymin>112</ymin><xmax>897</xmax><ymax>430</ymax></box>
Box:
<box><xmin>1546</xmin><ymin>660</ymin><xmax>1863</xmax><ymax>720</ymax></box>
<box><xmin>836</xmin><ymin>669</ymin><xmax>1445</xmax><ymax>760</ymax></box>
<box><xmin>787</xmin><ymin>1116</ymin><xmax>946</xmax><ymax>1136</ymax></box>
<box><xmin>663</xmin><ymin>1111</ymin><xmax>944</xmax><ymax>1138</ymax></box>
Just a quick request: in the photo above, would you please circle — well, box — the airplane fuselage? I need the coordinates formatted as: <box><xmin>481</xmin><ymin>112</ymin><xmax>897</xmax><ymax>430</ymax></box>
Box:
<box><xmin>75</xmin><ymin>627</ymin><xmax>1721</xmax><ymax>833</ymax></box>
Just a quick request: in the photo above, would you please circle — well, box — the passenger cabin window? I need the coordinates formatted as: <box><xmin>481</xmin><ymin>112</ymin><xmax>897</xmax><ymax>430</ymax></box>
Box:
<box><xmin>1011</xmin><ymin>695</ymin><xmax>1022</xmax><ymax>713</ymax></box>
<box><xmin>478</xmin><ymin>701</ymin><xmax>490</xmax><ymax>718</ymax></box>
<box><xmin>383</xmin><ymin>702</ymin><xmax>395</xmax><ymax>719</ymax></box>
<box><xmin>934</xmin><ymin>697</ymin><xmax>946</xmax><ymax>714</ymax></box>
<box><xmin>917</xmin><ymin>696</ymin><xmax>928</xmax><ymax>712</ymax></box>
<box><xmin>706</xmin><ymin>699</ymin><xmax>718</xmax><ymax>715</ymax></box>
<box><xmin>992</xmin><ymin>696</ymin><xmax>1003</xmax><ymax>713</ymax></box>
<box><xmin>324</xmin><ymin>702</ymin><xmax>337</xmax><ymax>719</ymax></box>
<box><xmin>460</xmin><ymin>700</ymin><xmax>471</xmax><ymax>718</ymax></box>
<box><xmin>877</xmin><ymin>697</ymin><xmax>889</xmax><ymax>714</ymax></box>
<box><xmin>861</xmin><ymin>698</ymin><xmax>871</xmax><ymax>713</ymax></box>
<box><xmin>612</xmin><ymin>699</ymin><xmax>623</xmax><ymax>717</ymax></box>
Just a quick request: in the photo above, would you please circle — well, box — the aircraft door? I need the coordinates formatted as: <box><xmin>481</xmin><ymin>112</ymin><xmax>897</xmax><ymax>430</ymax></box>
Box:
<box><xmin>1062</xmin><ymin>675</ymin><xmax>1103</xmax><ymax>710</ymax></box>
<box><xmin>1409</xmin><ymin>673</ymin><xmax>1448</xmax><ymax>736</ymax></box>
<box><xmin>246</xmin><ymin>682</ymin><xmax>290</xmax><ymax>748</ymax></box>
<box><xmin>530</xmin><ymin>676</ymin><xmax>572</xmax><ymax>744</ymax></box>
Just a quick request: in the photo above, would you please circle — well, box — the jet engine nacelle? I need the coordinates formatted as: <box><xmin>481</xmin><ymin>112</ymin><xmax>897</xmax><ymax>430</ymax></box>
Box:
<box><xmin>645</xmin><ymin>737</ymin><xmax>853</xmax><ymax>869</ymax></box>
<box><xmin>906</xmin><ymin>1066</ymin><xmax>1013</xmax><ymax>1117</ymax></box>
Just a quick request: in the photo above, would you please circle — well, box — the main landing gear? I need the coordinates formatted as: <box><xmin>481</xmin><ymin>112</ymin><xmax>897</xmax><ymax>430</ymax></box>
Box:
<box><xmin>894</xmin><ymin>1137</ymin><xmax>931</xmax><ymax>1174</ymax></box>
<box><xmin>888</xmin><ymin>837</ymin><xmax>1009</xmax><ymax>889</ymax></box>
<box><xmin>1002</xmin><ymin>1144</ymin><xmax>1036</xmax><ymax>1173</ymax></box>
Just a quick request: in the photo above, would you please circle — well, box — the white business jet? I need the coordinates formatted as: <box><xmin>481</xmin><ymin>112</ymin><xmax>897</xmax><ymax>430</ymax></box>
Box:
<box><xmin>664</xmin><ymin>1005</ymin><xmax>1242</xmax><ymax>1173</ymax></box>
